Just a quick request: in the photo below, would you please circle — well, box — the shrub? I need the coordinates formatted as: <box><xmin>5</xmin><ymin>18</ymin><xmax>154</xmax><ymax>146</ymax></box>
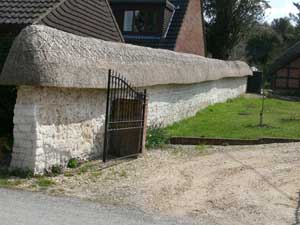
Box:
<box><xmin>67</xmin><ymin>158</ymin><xmax>79</xmax><ymax>169</ymax></box>
<box><xmin>146</xmin><ymin>125</ymin><xmax>170</xmax><ymax>149</ymax></box>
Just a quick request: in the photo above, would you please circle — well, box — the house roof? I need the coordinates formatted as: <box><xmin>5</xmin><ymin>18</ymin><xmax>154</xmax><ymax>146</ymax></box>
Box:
<box><xmin>269</xmin><ymin>41</ymin><xmax>300</xmax><ymax>74</ymax></box>
<box><xmin>0</xmin><ymin>0</ymin><xmax>61</xmax><ymax>25</ymax></box>
<box><xmin>121</xmin><ymin>0</ymin><xmax>188</xmax><ymax>51</ymax></box>
<box><xmin>0</xmin><ymin>0</ymin><xmax>124</xmax><ymax>42</ymax></box>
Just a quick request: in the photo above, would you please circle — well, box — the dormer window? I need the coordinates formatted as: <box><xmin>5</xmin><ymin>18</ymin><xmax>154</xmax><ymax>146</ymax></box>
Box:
<box><xmin>123</xmin><ymin>10</ymin><xmax>159</xmax><ymax>33</ymax></box>
<box><xmin>110</xmin><ymin>0</ymin><xmax>175</xmax><ymax>38</ymax></box>
<box><xmin>109</xmin><ymin>0</ymin><xmax>206</xmax><ymax>56</ymax></box>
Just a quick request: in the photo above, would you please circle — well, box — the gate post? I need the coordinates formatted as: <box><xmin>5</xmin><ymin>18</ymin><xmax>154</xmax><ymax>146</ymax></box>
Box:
<box><xmin>103</xmin><ymin>70</ymin><xmax>112</xmax><ymax>162</ymax></box>
<box><xmin>141</xmin><ymin>95</ymin><xmax>148</xmax><ymax>153</ymax></box>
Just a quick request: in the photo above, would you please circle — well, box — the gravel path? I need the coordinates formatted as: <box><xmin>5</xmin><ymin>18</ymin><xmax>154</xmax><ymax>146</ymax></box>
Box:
<box><xmin>19</xmin><ymin>143</ymin><xmax>300</xmax><ymax>225</ymax></box>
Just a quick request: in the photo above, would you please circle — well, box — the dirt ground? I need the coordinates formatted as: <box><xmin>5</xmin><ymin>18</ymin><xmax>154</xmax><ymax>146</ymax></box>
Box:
<box><xmin>21</xmin><ymin>143</ymin><xmax>300</xmax><ymax>225</ymax></box>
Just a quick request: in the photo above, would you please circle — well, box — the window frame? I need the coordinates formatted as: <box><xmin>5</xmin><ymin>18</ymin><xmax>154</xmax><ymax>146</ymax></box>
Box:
<box><xmin>122</xmin><ymin>9</ymin><xmax>162</xmax><ymax>35</ymax></box>
<box><xmin>112</xmin><ymin>4</ymin><xmax>165</xmax><ymax>36</ymax></box>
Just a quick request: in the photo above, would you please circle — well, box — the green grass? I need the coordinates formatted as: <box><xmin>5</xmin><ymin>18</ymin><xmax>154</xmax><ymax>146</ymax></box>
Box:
<box><xmin>165</xmin><ymin>97</ymin><xmax>300</xmax><ymax>139</ymax></box>
<box><xmin>36</xmin><ymin>178</ymin><xmax>56</xmax><ymax>188</ymax></box>
<box><xmin>0</xmin><ymin>169</ymin><xmax>30</xmax><ymax>188</ymax></box>
<box><xmin>0</xmin><ymin>178</ymin><xmax>22</xmax><ymax>188</ymax></box>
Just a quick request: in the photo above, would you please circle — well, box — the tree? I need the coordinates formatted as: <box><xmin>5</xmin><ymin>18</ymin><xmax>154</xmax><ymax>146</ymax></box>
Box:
<box><xmin>271</xmin><ymin>17</ymin><xmax>295</xmax><ymax>44</ymax></box>
<box><xmin>203</xmin><ymin>0</ymin><xmax>269</xmax><ymax>60</ymax></box>
<box><xmin>288</xmin><ymin>2</ymin><xmax>300</xmax><ymax>43</ymax></box>
<box><xmin>290</xmin><ymin>2</ymin><xmax>300</xmax><ymax>24</ymax></box>
<box><xmin>246</xmin><ymin>25</ymin><xmax>282</xmax><ymax>69</ymax></box>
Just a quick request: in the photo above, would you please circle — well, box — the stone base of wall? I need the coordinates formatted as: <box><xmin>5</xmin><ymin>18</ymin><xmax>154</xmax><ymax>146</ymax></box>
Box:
<box><xmin>10</xmin><ymin>77</ymin><xmax>247</xmax><ymax>173</ymax></box>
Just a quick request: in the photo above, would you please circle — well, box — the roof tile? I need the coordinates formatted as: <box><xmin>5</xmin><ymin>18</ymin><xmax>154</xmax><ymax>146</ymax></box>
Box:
<box><xmin>0</xmin><ymin>0</ymin><xmax>62</xmax><ymax>25</ymax></box>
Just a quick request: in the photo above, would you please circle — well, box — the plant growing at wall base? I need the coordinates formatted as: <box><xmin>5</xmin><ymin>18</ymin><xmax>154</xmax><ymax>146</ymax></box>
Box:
<box><xmin>43</xmin><ymin>165</ymin><xmax>63</xmax><ymax>177</ymax></box>
<box><xmin>67</xmin><ymin>158</ymin><xmax>79</xmax><ymax>169</ymax></box>
<box><xmin>146</xmin><ymin>125</ymin><xmax>170</xmax><ymax>149</ymax></box>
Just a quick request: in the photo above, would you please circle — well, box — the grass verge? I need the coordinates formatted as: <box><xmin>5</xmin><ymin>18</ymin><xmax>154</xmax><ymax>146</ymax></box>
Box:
<box><xmin>165</xmin><ymin>97</ymin><xmax>300</xmax><ymax>139</ymax></box>
<box><xmin>0</xmin><ymin>169</ymin><xmax>33</xmax><ymax>188</ymax></box>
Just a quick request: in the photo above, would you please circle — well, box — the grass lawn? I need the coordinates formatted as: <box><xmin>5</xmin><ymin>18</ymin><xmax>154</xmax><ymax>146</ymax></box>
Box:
<box><xmin>165</xmin><ymin>96</ymin><xmax>300</xmax><ymax>139</ymax></box>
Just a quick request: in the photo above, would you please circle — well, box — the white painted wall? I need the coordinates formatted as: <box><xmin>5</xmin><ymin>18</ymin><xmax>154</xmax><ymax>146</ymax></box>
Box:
<box><xmin>147</xmin><ymin>77</ymin><xmax>247</xmax><ymax>126</ymax></box>
<box><xmin>10</xmin><ymin>77</ymin><xmax>247</xmax><ymax>173</ymax></box>
<box><xmin>11</xmin><ymin>87</ymin><xmax>106</xmax><ymax>173</ymax></box>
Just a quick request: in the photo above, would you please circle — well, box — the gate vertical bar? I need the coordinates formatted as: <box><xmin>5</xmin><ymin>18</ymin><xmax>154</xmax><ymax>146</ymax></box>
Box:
<box><xmin>103</xmin><ymin>70</ymin><xmax>112</xmax><ymax>162</ymax></box>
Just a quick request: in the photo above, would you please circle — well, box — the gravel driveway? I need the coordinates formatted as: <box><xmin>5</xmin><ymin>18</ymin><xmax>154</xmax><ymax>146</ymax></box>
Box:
<box><xmin>20</xmin><ymin>143</ymin><xmax>300</xmax><ymax>225</ymax></box>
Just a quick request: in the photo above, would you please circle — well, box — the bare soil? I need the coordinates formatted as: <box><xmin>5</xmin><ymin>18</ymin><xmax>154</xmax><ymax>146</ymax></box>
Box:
<box><xmin>20</xmin><ymin>143</ymin><xmax>300</xmax><ymax>225</ymax></box>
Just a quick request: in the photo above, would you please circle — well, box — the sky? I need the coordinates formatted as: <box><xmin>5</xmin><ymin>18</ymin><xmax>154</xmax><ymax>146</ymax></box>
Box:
<box><xmin>265</xmin><ymin>0</ymin><xmax>299</xmax><ymax>23</ymax></box>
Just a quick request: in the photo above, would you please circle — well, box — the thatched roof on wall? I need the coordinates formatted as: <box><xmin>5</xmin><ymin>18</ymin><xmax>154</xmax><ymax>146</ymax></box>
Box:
<box><xmin>0</xmin><ymin>25</ymin><xmax>252</xmax><ymax>89</ymax></box>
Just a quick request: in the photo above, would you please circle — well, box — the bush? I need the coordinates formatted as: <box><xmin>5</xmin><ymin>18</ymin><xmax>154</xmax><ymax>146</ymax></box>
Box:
<box><xmin>67</xmin><ymin>158</ymin><xmax>79</xmax><ymax>169</ymax></box>
<box><xmin>146</xmin><ymin>125</ymin><xmax>170</xmax><ymax>149</ymax></box>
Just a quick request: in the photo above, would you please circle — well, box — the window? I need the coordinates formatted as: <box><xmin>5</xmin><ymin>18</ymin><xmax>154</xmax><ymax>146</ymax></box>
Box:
<box><xmin>123</xmin><ymin>10</ymin><xmax>159</xmax><ymax>34</ymax></box>
<box><xmin>123</xmin><ymin>11</ymin><xmax>134</xmax><ymax>32</ymax></box>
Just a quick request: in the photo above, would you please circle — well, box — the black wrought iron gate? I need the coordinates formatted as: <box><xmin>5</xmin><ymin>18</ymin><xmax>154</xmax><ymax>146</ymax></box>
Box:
<box><xmin>103</xmin><ymin>70</ymin><xmax>147</xmax><ymax>162</ymax></box>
